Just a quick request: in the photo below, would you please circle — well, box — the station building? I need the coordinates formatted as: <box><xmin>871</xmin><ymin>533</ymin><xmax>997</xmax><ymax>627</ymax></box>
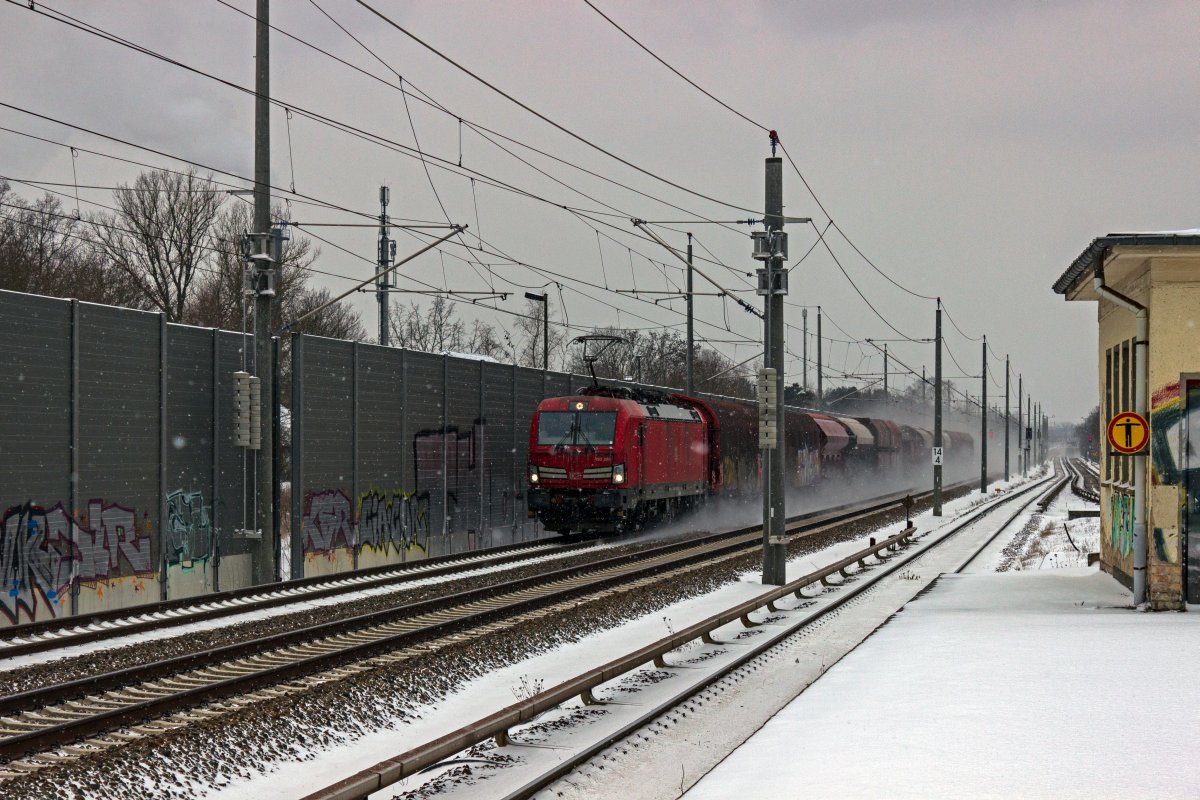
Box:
<box><xmin>1053</xmin><ymin>232</ymin><xmax>1200</xmax><ymax>609</ymax></box>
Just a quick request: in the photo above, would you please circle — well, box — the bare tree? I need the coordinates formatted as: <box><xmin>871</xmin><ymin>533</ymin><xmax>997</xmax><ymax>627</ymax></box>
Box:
<box><xmin>513</xmin><ymin>297</ymin><xmax>566</xmax><ymax>368</ymax></box>
<box><xmin>564</xmin><ymin>325</ymin><xmax>753</xmax><ymax>397</ymax></box>
<box><xmin>185</xmin><ymin>201</ymin><xmax>364</xmax><ymax>340</ymax></box>
<box><xmin>388</xmin><ymin>295</ymin><xmax>505</xmax><ymax>359</ymax></box>
<box><xmin>0</xmin><ymin>182</ymin><xmax>143</xmax><ymax>306</ymax></box>
<box><xmin>90</xmin><ymin>168</ymin><xmax>223</xmax><ymax>321</ymax></box>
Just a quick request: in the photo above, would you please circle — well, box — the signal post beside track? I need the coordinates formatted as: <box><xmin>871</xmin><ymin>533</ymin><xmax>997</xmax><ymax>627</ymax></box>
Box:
<box><xmin>757</xmin><ymin>140</ymin><xmax>806</xmax><ymax>585</ymax></box>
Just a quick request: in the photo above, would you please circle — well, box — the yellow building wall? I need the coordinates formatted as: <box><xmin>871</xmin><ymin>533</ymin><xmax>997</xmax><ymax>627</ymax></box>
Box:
<box><xmin>1096</xmin><ymin>271</ymin><xmax>1142</xmax><ymax>587</ymax></box>
<box><xmin>1095</xmin><ymin>254</ymin><xmax>1200</xmax><ymax>608</ymax></box>
<box><xmin>1145</xmin><ymin>265</ymin><xmax>1200</xmax><ymax>608</ymax></box>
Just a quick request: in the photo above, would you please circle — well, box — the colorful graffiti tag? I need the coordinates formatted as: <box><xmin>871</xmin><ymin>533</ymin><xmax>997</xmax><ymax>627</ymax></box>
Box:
<box><xmin>300</xmin><ymin>488</ymin><xmax>431</xmax><ymax>557</ymax></box>
<box><xmin>1110</xmin><ymin>491</ymin><xmax>1134</xmax><ymax>558</ymax></box>
<box><xmin>0</xmin><ymin>498</ymin><xmax>154</xmax><ymax>623</ymax></box>
<box><xmin>299</xmin><ymin>490</ymin><xmax>355</xmax><ymax>554</ymax></box>
<box><xmin>358</xmin><ymin>488</ymin><xmax>429</xmax><ymax>554</ymax></box>
<box><xmin>165</xmin><ymin>489</ymin><xmax>211</xmax><ymax>567</ymax></box>
<box><xmin>1150</xmin><ymin>381</ymin><xmax>1184</xmax><ymax>485</ymax></box>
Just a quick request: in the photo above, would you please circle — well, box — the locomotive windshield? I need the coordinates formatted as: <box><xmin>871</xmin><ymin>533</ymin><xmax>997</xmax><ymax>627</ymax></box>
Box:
<box><xmin>537</xmin><ymin>411</ymin><xmax>617</xmax><ymax>446</ymax></box>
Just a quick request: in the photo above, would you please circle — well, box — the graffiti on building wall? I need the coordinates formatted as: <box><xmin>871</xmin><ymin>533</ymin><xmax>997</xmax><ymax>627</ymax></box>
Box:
<box><xmin>1110</xmin><ymin>492</ymin><xmax>1134</xmax><ymax>558</ymax></box>
<box><xmin>165</xmin><ymin>489</ymin><xmax>211</xmax><ymax>568</ymax></box>
<box><xmin>1150</xmin><ymin>381</ymin><xmax>1184</xmax><ymax>484</ymax></box>
<box><xmin>1</xmin><ymin>498</ymin><xmax>155</xmax><ymax>623</ymax></box>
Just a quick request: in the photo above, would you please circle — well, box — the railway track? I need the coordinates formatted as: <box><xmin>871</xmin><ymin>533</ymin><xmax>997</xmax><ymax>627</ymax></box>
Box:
<box><xmin>0</xmin><ymin>482</ymin><xmax>972</xmax><ymax>776</ymax></box>
<box><xmin>0</xmin><ymin>539</ymin><xmax>586</xmax><ymax>661</ymax></box>
<box><xmin>1065</xmin><ymin>457</ymin><xmax>1100</xmax><ymax>503</ymax></box>
<box><xmin>299</xmin><ymin>468</ymin><xmax>1063</xmax><ymax>800</ymax></box>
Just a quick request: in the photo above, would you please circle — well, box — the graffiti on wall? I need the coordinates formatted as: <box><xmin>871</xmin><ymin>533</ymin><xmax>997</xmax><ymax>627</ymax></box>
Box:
<box><xmin>358</xmin><ymin>488</ymin><xmax>429</xmax><ymax>554</ymax></box>
<box><xmin>299</xmin><ymin>488</ymin><xmax>433</xmax><ymax>557</ymax></box>
<box><xmin>1110</xmin><ymin>492</ymin><xmax>1134</xmax><ymax>558</ymax></box>
<box><xmin>299</xmin><ymin>490</ymin><xmax>355</xmax><ymax>554</ymax></box>
<box><xmin>1150</xmin><ymin>382</ymin><xmax>1184</xmax><ymax>485</ymax></box>
<box><xmin>299</xmin><ymin>418</ymin><xmax>512</xmax><ymax>557</ymax></box>
<box><xmin>165</xmin><ymin>489</ymin><xmax>211</xmax><ymax>568</ymax></box>
<box><xmin>795</xmin><ymin>447</ymin><xmax>821</xmax><ymax>488</ymax></box>
<box><xmin>1</xmin><ymin>498</ymin><xmax>154</xmax><ymax>623</ymax></box>
<box><xmin>414</xmin><ymin>421</ymin><xmax>482</xmax><ymax>532</ymax></box>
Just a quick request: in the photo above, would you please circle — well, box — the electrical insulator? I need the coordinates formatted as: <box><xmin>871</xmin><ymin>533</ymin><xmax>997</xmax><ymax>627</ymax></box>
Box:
<box><xmin>758</xmin><ymin>367</ymin><xmax>778</xmax><ymax>449</ymax></box>
<box><xmin>233</xmin><ymin>371</ymin><xmax>253</xmax><ymax>448</ymax></box>
<box><xmin>248</xmin><ymin>374</ymin><xmax>262</xmax><ymax>450</ymax></box>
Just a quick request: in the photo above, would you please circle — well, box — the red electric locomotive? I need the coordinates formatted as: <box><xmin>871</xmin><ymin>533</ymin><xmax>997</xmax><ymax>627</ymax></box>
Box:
<box><xmin>527</xmin><ymin>387</ymin><xmax>721</xmax><ymax>534</ymax></box>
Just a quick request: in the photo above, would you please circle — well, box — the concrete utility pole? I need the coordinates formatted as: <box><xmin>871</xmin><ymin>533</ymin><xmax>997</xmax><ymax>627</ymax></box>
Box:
<box><xmin>1026</xmin><ymin>395</ymin><xmax>1032</xmax><ymax>474</ymax></box>
<box><xmin>922</xmin><ymin>366</ymin><xmax>926</xmax><ymax>404</ymax></box>
<box><xmin>377</xmin><ymin>186</ymin><xmax>392</xmax><ymax>346</ymax></box>
<box><xmin>1035</xmin><ymin>402</ymin><xmax>1040</xmax><ymax>464</ymax></box>
<box><xmin>816</xmin><ymin>306</ymin><xmax>823</xmax><ymax>407</ymax></box>
<box><xmin>686</xmin><ymin>233</ymin><xmax>694</xmax><ymax>396</ymax></box>
<box><xmin>1044</xmin><ymin>412</ymin><xmax>1049</xmax><ymax>462</ymax></box>
<box><xmin>252</xmin><ymin>0</ymin><xmax>276</xmax><ymax>583</ymax></box>
<box><xmin>980</xmin><ymin>336</ymin><xmax>988</xmax><ymax>493</ymax></box>
<box><xmin>1017</xmin><ymin>374</ymin><xmax>1024</xmax><ymax>476</ymax></box>
<box><xmin>1004</xmin><ymin>355</ymin><xmax>1010</xmax><ymax>481</ymax></box>
<box><xmin>802</xmin><ymin>308</ymin><xmax>808</xmax><ymax>391</ymax></box>
<box><xmin>758</xmin><ymin>150</ymin><xmax>788</xmax><ymax>586</ymax></box>
<box><xmin>933</xmin><ymin>299</ymin><xmax>943</xmax><ymax>515</ymax></box>
<box><xmin>883</xmin><ymin>343</ymin><xmax>889</xmax><ymax>402</ymax></box>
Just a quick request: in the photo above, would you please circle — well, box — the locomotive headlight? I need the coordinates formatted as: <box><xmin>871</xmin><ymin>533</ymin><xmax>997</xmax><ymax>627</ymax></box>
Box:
<box><xmin>528</xmin><ymin>463</ymin><xmax>539</xmax><ymax>484</ymax></box>
<box><xmin>612</xmin><ymin>463</ymin><xmax>625</xmax><ymax>484</ymax></box>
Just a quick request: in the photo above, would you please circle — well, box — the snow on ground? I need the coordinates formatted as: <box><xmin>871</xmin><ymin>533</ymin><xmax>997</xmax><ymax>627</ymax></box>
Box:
<box><xmin>676</xmin><ymin>474</ymin><xmax>1195</xmax><ymax>800</ymax></box>
<box><xmin>969</xmin><ymin>471</ymin><xmax>1100</xmax><ymax>574</ymax></box>
<box><xmin>682</xmin><ymin>570</ymin><xmax>1198</xmax><ymax>800</ymax></box>
<box><xmin>214</xmin><ymin>482</ymin><xmax>1034</xmax><ymax>799</ymax></box>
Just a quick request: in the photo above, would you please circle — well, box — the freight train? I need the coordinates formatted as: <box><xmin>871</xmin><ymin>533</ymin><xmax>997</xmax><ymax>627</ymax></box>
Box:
<box><xmin>526</xmin><ymin>385</ymin><xmax>973</xmax><ymax>535</ymax></box>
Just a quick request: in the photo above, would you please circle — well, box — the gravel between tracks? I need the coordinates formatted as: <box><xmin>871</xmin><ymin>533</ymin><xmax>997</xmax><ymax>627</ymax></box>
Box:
<box><xmin>2</xmin><ymin>488</ymin><xmax>968</xmax><ymax>800</ymax></box>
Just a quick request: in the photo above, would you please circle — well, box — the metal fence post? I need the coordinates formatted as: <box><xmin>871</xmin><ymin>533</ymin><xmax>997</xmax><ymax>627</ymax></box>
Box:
<box><xmin>400</xmin><ymin>348</ymin><xmax>408</xmax><ymax>562</ymax></box>
<box><xmin>159</xmin><ymin>312</ymin><xmax>169</xmax><ymax>601</ymax></box>
<box><xmin>512</xmin><ymin>362</ymin><xmax>519</xmax><ymax>540</ymax></box>
<box><xmin>442</xmin><ymin>353</ymin><xmax>449</xmax><ymax>549</ymax></box>
<box><xmin>478</xmin><ymin>360</ymin><xmax>485</xmax><ymax>546</ymax></box>
<box><xmin>69</xmin><ymin>299</ymin><xmax>80</xmax><ymax>616</ymax></box>
<box><xmin>289</xmin><ymin>334</ymin><xmax>305</xmax><ymax>579</ymax></box>
<box><xmin>351</xmin><ymin>341</ymin><xmax>359</xmax><ymax>570</ymax></box>
<box><xmin>272</xmin><ymin>336</ymin><xmax>281</xmax><ymax>581</ymax></box>
<box><xmin>212</xmin><ymin>328</ymin><xmax>221</xmax><ymax>592</ymax></box>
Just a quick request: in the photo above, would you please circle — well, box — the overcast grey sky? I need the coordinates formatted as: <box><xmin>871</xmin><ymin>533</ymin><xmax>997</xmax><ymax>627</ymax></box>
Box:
<box><xmin>3</xmin><ymin>0</ymin><xmax>1197</xmax><ymax>423</ymax></box>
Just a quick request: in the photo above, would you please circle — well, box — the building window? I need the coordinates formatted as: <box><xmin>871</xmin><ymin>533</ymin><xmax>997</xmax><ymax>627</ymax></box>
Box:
<box><xmin>1105</xmin><ymin>347</ymin><xmax>1113</xmax><ymax>483</ymax></box>
<box><xmin>1104</xmin><ymin>338</ymin><xmax>1137</xmax><ymax>485</ymax></box>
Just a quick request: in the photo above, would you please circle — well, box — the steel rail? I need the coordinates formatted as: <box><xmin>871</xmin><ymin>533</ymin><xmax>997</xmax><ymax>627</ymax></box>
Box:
<box><xmin>0</xmin><ymin>540</ymin><xmax>580</xmax><ymax>659</ymax></box>
<box><xmin>1065</xmin><ymin>457</ymin><xmax>1100</xmax><ymax>504</ymax></box>
<box><xmin>955</xmin><ymin>460</ymin><xmax>1069</xmax><ymax>573</ymax></box>
<box><xmin>0</xmin><ymin>485</ymin><xmax>960</xmax><ymax>656</ymax></box>
<box><xmin>0</xmin><ymin>487</ymin><xmax>924</xmax><ymax>714</ymax></box>
<box><xmin>0</xmin><ymin>483</ymin><xmax>970</xmax><ymax>766</ymax></box>
<box><xmin>300</xmin><ymin>473</ymin><xmax>1057</xmax><ymax>800</ymax></box>
<box><xmin>0</xmin><ymin>484</ymin><xmax>953</xmax><ymax>666</ymax></box>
